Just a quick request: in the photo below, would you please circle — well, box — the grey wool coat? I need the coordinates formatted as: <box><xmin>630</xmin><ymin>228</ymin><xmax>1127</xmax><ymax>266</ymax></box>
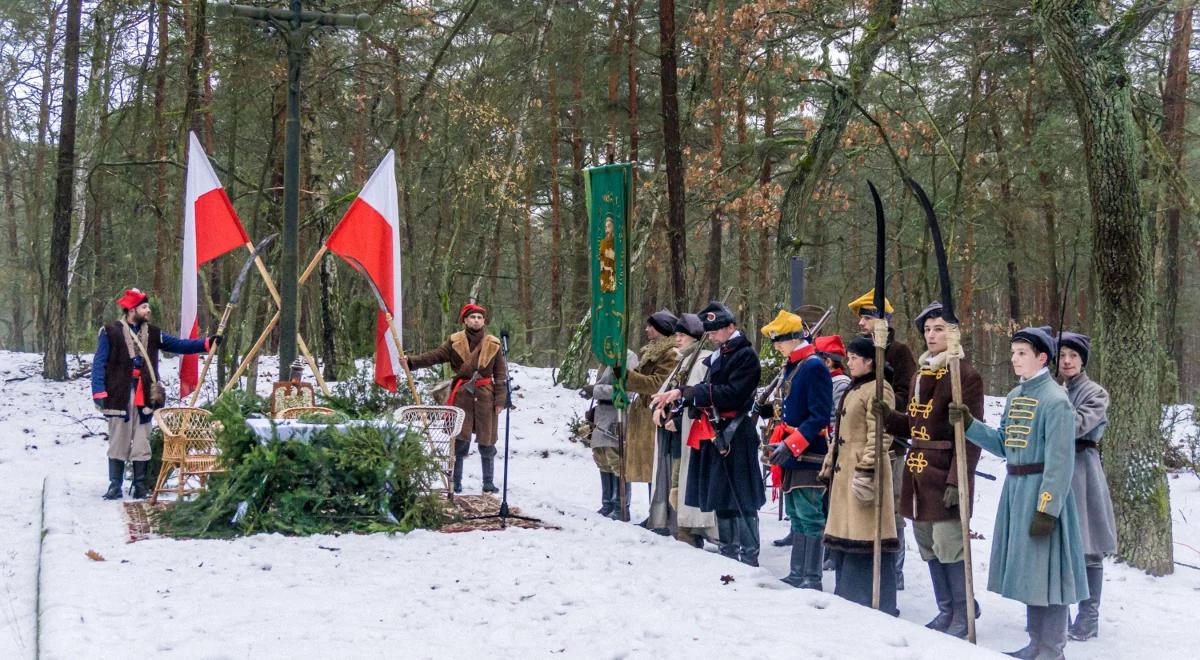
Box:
<box><xmin>1065</xmin><ymin>371</ymin><xmax>1118</xmax><ymax>558</ymax></box>
<box><xmin>589</xmin><ymin>351</ymin><xmax>640</xmax><ymax>450</ymax></box>
<box><xmin>965</xmin><ymin>369</ymin><xmax>1090</xmax><ymax>606</ymax></box>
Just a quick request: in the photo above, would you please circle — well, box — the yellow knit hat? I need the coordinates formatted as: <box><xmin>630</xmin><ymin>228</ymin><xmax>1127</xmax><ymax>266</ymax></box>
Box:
<box><xmin>760</xmin><ymin>310</ymin><xmax>806</xmax><ymax>341</ymax></box>
<box><xmin>847</xmin><ymin>288</ymin><xmax>895</xmax><ymax>316</ymax></box>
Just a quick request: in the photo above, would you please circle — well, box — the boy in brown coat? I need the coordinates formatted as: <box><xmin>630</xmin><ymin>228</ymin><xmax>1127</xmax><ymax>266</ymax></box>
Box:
<box><xmin>402</xmin><ymin>303</ymin><xmax>507</xmax><ymax>493</ymax></box>
<box><xmin>877</xmin><ymin>301</ymin><xmax>984</xmax><ymax>638</ymax></box>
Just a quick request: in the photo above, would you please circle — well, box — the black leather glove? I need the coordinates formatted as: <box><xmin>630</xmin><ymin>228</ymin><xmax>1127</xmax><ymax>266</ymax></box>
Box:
<box><xmin>871</xmin><ymin>396</ymin><xmax>894</xmax><ymax>418</ymax></box>
<box><xmin>579</xmin><ymin>384</ymin><xmax>595</xmax><ymax>399</ymax></box>
<box><xmin>208</xmin><ymin>334</ymin><xmax>224</xmax><ymax>347</ymax></box>
<box><xmin>94</xmin><ymin>397</ymin><xmax>106</xmax><ymax>412</ymax></box>
<box><xmin>943</xmin><ymin>484</ymin><xmax>959</xmax><ymax>509</ymax></box>
<box><xmin>947</xmin><ymin>402</ymin><xmax>973</xmax><ymax>431</ymax></box>
<box><xmin>769</xmin><ymin>442</ymin><xmax>792</xmax><ymax>466</ymax></box>
<box><xmin>1029</xmin><ymin>511</ymin><xmax>1056</xmax><ymax>537</ymax></box>
<box><xmin>755</xmin><ymin>401</ymin><xmax>776</xmax><ymax>419</ymax></box>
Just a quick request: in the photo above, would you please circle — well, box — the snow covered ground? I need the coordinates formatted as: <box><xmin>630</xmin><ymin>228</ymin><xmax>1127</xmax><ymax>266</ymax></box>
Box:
<box><xmin>1</xmin><ymin>349</ymin><xmax>1198</xmax><ymax>659</ymax></box>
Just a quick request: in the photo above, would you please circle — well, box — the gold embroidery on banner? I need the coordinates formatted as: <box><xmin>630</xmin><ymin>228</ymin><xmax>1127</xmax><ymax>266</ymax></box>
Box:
<box><xmin>1004</xmin><ymin>397</ymin><xmax>1039</xmax><ymax>448</ymax></box>
<box><xmin>1038</xmin><ymin>491</ymin><xmax>1053</xmax><ymax>513</ymax></box>
<box><xmin>906</xmin><ymin>452</ymin><xmax>928</xmax><ymax>474</ymax></box>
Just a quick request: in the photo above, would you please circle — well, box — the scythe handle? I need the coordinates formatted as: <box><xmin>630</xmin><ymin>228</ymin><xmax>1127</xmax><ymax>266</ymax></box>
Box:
<box><xmin>871</xmin><ymin>337</ymin><xmax>886</xmax><ymax>611</ymax></box>
<box><xmin>949</xmin><ymin>353</ymin><xmax>978</xmax><ymax>643</ymax></box>
<box><xmin>189</xmin><ymin>303</ymin><xmax>236</xmax><ymax>407</ymax></box>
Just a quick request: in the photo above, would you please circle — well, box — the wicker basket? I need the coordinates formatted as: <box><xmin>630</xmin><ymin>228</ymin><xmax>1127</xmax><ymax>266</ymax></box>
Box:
<box><xmin>276</xmin><ymin>406</ymin><xmax>337</xmax><ymax>420</ymax></box>
<box><xmin>393</xmin><ymin>405</ymin><xmax>465</xmax><ymax>492</ymax></box>
<box><xmin>150</xmin><ymin>407</ymin><xmax>225</xmax><ymax>503</ymax></box>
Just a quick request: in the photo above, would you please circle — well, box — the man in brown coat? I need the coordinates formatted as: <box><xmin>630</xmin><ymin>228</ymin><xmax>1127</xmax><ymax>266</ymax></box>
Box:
<box><xmin>877</xmin><ymin>301</ymin><xmax>984</xmax><ymax>639</ymax></box>
<box><xmin>401</xmin><ymin>303</ymin><xmax>508</xmax><ymax>494</ymax></box>
<box><xmin>623</xmin><ymin>309</ymin><xmax>680</xmax><ymax>524</ymax></box>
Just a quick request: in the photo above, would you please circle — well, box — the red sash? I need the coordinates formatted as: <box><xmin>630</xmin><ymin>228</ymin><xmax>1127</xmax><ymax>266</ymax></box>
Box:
<box><xmin>447</xmin><ymin>377</ymin><xmax>494</xmax><ymax>406</ymax></box>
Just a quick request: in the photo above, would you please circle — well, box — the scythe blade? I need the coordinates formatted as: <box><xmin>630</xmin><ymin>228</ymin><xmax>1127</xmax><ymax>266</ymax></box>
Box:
<box><xmin>907</xmin><ymin>179</ymin><xmax>957</xmax><ymax>324</ymax></box>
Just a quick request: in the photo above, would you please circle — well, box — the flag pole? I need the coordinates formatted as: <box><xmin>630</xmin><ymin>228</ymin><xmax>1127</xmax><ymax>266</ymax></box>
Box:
<box><xmin>223</xmin><ymin>246</ymin><xmax>328</xmax><ymax>394</ymax></box>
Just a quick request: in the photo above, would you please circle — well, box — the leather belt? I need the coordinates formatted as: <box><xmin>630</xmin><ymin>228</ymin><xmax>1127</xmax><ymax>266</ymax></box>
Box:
<box><xmin>911</xmin><ymin>439</ymin><xmax>953</xmax><ymax>451</ymax></box>
<box><xmin>1007</xmin><ymin>462</ymin><xmax>1045</xmax><ymax>476</ymax></box>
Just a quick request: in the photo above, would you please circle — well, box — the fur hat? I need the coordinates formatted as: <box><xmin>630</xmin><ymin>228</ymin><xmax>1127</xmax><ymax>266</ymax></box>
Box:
<box><xmin>760</xmin><ymin>310</ymin><xmax>806</xmax><ymax>342</ymax></box>
<box><xmin>1058</xmin><ymin>331</ymin><xmax>1091</xmax><ymax>366</ymax></box>
<box><xmin>117</xmin><ymin>288</ymin><xmax>148</xmax><ymax>310</ymax></box>
<box><xmin>647</xmin><ymin>308</ymin><xmax>678</xmax><ymax>337</ymax></box>
<box><xmin>459</xmin><ymin>303</ymin><xmax>487</xmax><ymax>322</ymax></box>
<box><xmin>846</xmin><ymin>336</ymin><xmax>876</xmax><ymax>361</ymax></box>
<box><xmin>674</xmin><ymin>313</ymin><xmax>704</xmax><ymax>340</ymax></box>
<box><xmin>698</xmin><ymin>301</ymin><xmax>736</xmax><ymax>331</ymax></box>
<box><xmin>1012</xmin><ymin>326</ymin><xmax>1057</xmax><ymax>361</ymax></box>
<box><xmin>848</xmin><ymin>288</ymin><xmax>894</xmax><ymax>319</ymax></box>
<box><xmin>914</xmin><ymin>301</ymin><xmax>946</xmax><ymax>334</ymax></box>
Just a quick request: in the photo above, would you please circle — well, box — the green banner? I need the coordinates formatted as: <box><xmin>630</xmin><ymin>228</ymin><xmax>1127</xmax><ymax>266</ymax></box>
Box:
<box><xmin>585</xmin><ymin>163</ymin><xmax>632</xmax><ymax>408</ymax></box>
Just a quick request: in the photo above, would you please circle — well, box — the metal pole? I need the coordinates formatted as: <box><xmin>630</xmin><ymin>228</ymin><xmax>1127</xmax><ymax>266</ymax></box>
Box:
<box><xmin>278</xmin><ymin>0</ymin><xmax>303</xmax><ymax>371</ymax></box>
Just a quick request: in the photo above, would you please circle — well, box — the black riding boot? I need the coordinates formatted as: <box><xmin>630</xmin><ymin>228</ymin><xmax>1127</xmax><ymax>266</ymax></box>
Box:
<box><xmin>894</xmin><ymin>528</ymin><xmax>906</xmax><ymax>590</ymax></box>
<box><xmin>1069</xmin><ymin>563</ymin><xmax>1102</xmax><ymax>641</ymax></box>
<box><xmin>609</xmin><ymin>481</ymin><xmax>631</xmax><ymax>521</ymax></box>
<box><xmin>925</xmin><ymin>561</ymin><xmax>953</xmax><ymax>631</ymax></box>
<box><xmin>781</xmin><ymin>533</ymin><xmax>806</xmax><ymax>587</ymax></box>
<box><xmin>716</xmin><ymin>515</ymin><xmax>740</xmax><ymax>560</ymax></box>
<box><xmin>480</xmin><ymin>445</ymin><xmax>498</xmax><ymax>493</ymax></box>
<box><xmin>452</xmin><ymin>449</ymin><xmax>467</xmax><ymax>494</ymax></box>
<box><xmin>773</xmin><ymin>529</ymin><xmax>794</xmax><ymax>547</ymax></box>
<box><xmin>597</xmin><ymin>472</ymin><xmax>615</xmax><ymax>516</ymax></box>
<box><xmin>943</xmin><ymin>560</ymin><xmax>981</xmax><ymax>639</ymax></box>
<box><xmin>801</xmin><ymin>534</ymin><xmax>824</xmax><ymax>590</ymax></box>
<box><xmin>103</xmin><ymin>459</ymin><xmax>124</xmax><ymax>500</ymax></box>
<box><xmin>1006</xmin><ymin>606</ymin><xmax>1041</xmax><ymax>659</ymax></box>
<box><xmin>738</xmin><ymin>513</ymin><xmax>760</xmax><ymax>567</ymax></box>
<box><xmin>131</xmin><ymin>461</ymin><xmax>151</xmax><ymax>499</ymax></box>
<box><xmin>1037</xmin><ymin>604</ymin><xmax>1069</xmax><ymax>660</ymax></box>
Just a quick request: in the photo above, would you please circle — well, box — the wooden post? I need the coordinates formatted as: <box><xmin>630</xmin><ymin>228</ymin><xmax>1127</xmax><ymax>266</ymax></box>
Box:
<box><xmin>870</xmin><ymin>317</ymin><xmax>887</xmax><ymax>610</ymax></box>
<box><xmin>381</xmin><ymin>310</ymin><xmax>421</xmax><ymax>404</ymax></box>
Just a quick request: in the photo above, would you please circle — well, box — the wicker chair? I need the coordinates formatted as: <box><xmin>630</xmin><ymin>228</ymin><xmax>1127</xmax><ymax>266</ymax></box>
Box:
<box><xmin>150</xmin><ymin>407</ymin><xmax>225</xmax><ymax>504</ymax></box>
<box><xmin>276</xmin><ymin>406</ymin><xmax>337</xmax><ymax>420</ymax></box>
<box><xmin>393</xmin><ymin>405</ymin><xmax>465</xmax><ymax>493</ymax></box>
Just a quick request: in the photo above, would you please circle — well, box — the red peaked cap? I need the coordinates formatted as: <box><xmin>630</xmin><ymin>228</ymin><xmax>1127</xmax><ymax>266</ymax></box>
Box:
<box><xmin>116</xmin><ymin>288</ymin><xmax>149</xmax><ymax>310</ymax></box>
<box><xmin>814</xmin><ymin>335</ymin><xmax>847</xmax><ymax>358</ymax></box>
<box><xmin>459</xmin><ymin>303</ymin><xmax>487</xmax><ymax>322</ymax></box>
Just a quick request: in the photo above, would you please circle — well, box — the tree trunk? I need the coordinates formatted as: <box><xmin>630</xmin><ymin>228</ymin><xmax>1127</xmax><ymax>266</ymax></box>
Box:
<box><xmin>1161</xmin><ymin>3</ymin><xmax>1192</xmax><ymax>396</ymax></box>
<box><xmin>569</xmin><ymin>55</ymin><xmax>589</xmax><ymax>320</ymax></box>
<box><xmin>703</xmin><ymin>1</ymin><xmax>726</xmax><ymax>302</ymax></box>
<box><xmin>1035</xmin><ymin>0</ymin><xmax>1174</xmax><ymax>575</ymax></box>
<box><xmin>658</xmin><ymin>0</ymin><xmax>686</xmax><ymax>312</ymax></box>
<box><xmin>778</xmin><ymin>0</ymin><xmax>902</xmax><ymax>256</ymax></box>
<box><xmin>29</xmin><ymin>0</ymin><xmax>63</xmax><ymax>352</ymax></box>
<box><xmin>151</xmin><ymin>0</ymin><xmax>170</xmax><ymax>295</ymax></box>
<box><xmin>43</xmin><ymin>0</ymin><xmax>83</xmax><ymax>380</ymax></box>
<box><xmin>0</xmin><ymin>98</ymin><xmax>25</xmax><ymax>349</ymax></box>
<box><xmin>548</xmin><ymin>60</ymin><xmax>563</xmax><ymax>356</ymax></box>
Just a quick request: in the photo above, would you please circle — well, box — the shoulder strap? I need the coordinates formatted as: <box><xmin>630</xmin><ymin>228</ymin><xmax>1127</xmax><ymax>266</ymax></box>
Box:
<box><xmin>119</xmin><ymin>320</ymin><xmax>160</xmax><ymax>386</ymax></box>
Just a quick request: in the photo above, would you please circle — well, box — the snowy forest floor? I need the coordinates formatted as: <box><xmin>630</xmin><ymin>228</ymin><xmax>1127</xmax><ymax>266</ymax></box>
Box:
<box><xmin>1</xmin><ymin>351</ymin><xmax>1198</xmax><ymax>659</ymax></box>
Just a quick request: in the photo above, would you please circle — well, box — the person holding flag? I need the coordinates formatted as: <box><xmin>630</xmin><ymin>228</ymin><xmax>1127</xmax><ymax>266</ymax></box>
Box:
<box><xmin>92</xmin><ymin>289</ymin><xmax>218</xmax><ymax>499</ymax></box>
<box><xmin>400</xmin><ymin>304</ymin><xmax>508</xmax><ymax>494</ymax></box>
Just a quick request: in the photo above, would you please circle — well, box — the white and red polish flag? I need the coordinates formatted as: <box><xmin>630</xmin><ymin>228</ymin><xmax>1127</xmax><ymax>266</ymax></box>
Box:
<box><xmin>325</xmin><ymin>151</ymin><xmax>403</xmax><ymax>391</ymax></box>
<box><xmin>180</xmin><ymin>131</ymin><xmax>250</xmax><ymax>397</ymax></box>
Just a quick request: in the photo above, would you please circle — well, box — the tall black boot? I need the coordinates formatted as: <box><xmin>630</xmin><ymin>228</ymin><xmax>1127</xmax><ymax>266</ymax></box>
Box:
<box><xmin>780</xmin><ymin>533</ymin><xmax>806</xmax><ymax>587</ymax></box>
<box><xmin>1069</xmin><ymin>563</ymin><xmax>1103</xmax><ymax>641</ymax></box>
<box><xmin>738</xmin><ymin>513</ymin><xmax>760</xmax><ymax>567</ymax></box>
<box><xmin>925</xmin><ymin>561</ymin><xmax>953</xmax><ymax>631</ymax></box>
<box><xmin>943</xmin><ymin>560</ymin><xmax>981</xmax><ymax>639</ymax></box>
<box><xmin>772</xmin><ymin>529</ymin><xmax>794</xmax><ymax>547</ymax></box>
<box><xmin>452</xmin><ymin>453</ymin><xmax>466</xmax><ymax>494</ymax></box>
<box><xmin>894</xmin><ymin>527</ymin><xmax>906</xmax><ymax>590</ymax></box>
<box><xmin>1037</xmin><ymin>604</ymin><xmax>1069</xmax><ymax>660</ymax></box>
<box><xmin>609</xmin><ymin>481</ymin><xmax>631</xmax><ymax>521</ymax></box>
<box><xmin>103</xmin><ymin>459</ymin><xmax>124</xmax><ymax>500</ymax></box>
<box><xmin>131</xmin><ymin>461</ymin><xmax>151</xmax><ymax>500</ymax></box>
<box><xmin>480</xmin><ymin>445</ymin><xmax>498</xmax><ymax>493</ymax></box>
<box><xmin>1006</xmin><ymin>606</ymin><xmax>1041</xmax><ymax>659</ymax></box>
<box><xmin>801</xmin><ymin>534</ymin><xmax>824</xmax><ymax>590</ymax></box>
<box><xmin>716</xmin><ymin>515</ymin><xmax>739</xmax><ymax>560</ymax></box>
<box><xmin>597</xmin><ymin>472</ymin><xmax>615</xmax><ymax>516</ymax></box>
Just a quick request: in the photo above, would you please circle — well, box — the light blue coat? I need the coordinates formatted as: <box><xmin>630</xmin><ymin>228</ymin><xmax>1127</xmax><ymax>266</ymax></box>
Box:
<box><xmin>965</xmin><ymin>369</ymin><xmax>1090</xmax><ymax>606</ymax></box>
